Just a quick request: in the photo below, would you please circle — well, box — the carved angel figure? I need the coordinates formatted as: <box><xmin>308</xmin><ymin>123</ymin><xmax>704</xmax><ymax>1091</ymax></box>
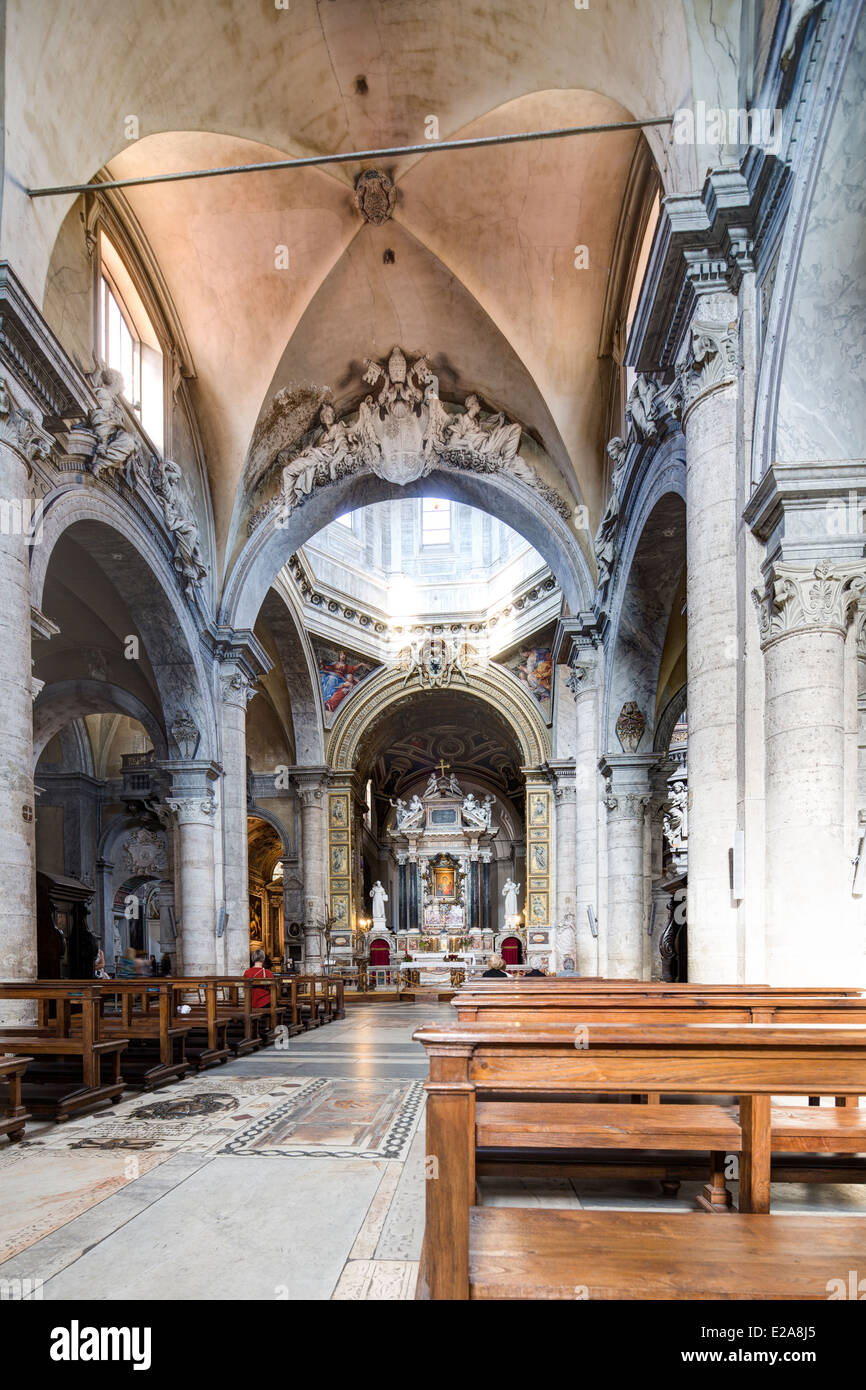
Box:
<box><xmin>462</xmin><ymin>793</ymin><xmax>492</xmax><ymax>830</ymax></box>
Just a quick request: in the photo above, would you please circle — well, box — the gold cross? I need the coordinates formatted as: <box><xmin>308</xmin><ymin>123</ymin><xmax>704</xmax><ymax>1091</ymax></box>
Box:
<box><xmin>437</xmin><ymin>758</ymin><xmax>449</xmax><ymax>779</ymax></box>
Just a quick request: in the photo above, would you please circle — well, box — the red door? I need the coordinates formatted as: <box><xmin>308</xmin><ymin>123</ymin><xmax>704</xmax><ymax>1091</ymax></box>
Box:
<box><xmin>501</xmin><ymin>936</ymin><xmax>522</xmax><ymax>965</ymax></box>
<box><xmin>370</xmin><ymin>939</ymin><xmax>390</xmax><ymax>965</ymax></box>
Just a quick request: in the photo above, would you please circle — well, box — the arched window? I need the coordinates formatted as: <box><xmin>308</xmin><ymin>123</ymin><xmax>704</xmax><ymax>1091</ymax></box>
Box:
<box><xmin>98</xmin><ymin>231</ymin><xmax>165</xmax><ymax>451</ymax></box>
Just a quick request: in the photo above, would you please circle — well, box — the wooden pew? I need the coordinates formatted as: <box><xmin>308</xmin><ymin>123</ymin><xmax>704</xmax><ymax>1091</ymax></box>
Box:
<box><xmin>452</xmin><ymin>988</ymin><xmax>866</xmax><ymax>1196</ymax></box>
<box><xmin>174</xmin><ymin>977</ymin><xmax>274</xmax><ymax>1055</ymax></box>
<box><xmin>169</xmin><ymin>980</ymin><xmax>232</xmax><ymax>1068</ymax></box>
<box><xmin>0</xmin><ymin>1056</ymin><xmax>31</xmax><ymax>1142</ymax></box>
<box><xmin>0</xmin><ymin>982</ymin><xmax>127</xmax><ymax>1120</ymax></box>
<box><xmin>295</xmin><ymin>975</ymin><xmax>325</xmax><ymax>1029</ymax></box>
<box><xmin>413</xmin><ymin>1020</ymin><xmax>866</xmax><ymax>1300</ymax></box>
<box><xmin>274</xmin><ymin>976</ymin><xmax>304</xmax><ymax>1037</ymax></box>
<box><xmin>75</xmin><ymin>979</ymin><xmax>192</xmax><ymax>1089</ymax></box>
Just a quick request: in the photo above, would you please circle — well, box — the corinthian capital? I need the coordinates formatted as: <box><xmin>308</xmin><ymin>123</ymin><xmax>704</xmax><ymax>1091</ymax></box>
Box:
<box><xmin>752</xmin><ymin>560</ymin><xmax>866</xmax><ymax>647</ymax></box>
<box><xmin>220</xmin><ymin>668</ymin><xmax>257</xmax><ymax>708</ymax></box>
<box><xmin>679</xmin><ymin>317</ymin><xmax>738</xmax><ymax>421</ymax></box>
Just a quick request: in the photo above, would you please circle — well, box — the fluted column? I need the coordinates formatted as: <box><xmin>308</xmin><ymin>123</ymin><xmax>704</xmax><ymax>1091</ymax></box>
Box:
<box><xmin>754</xmin><ymin>560</ymin><xmax>866</xmax><ymax>984</ymax></box>
<box><xmin>680</xmin><ymin>293</ymin><xmax>740</xmax><ymax>980</ymax></box>
<box><xmin>0</xmin><ymin>390</ymin><xmax>51</xmax><ymax>1013</ymax></box>
<box><xmin>600</xmin><ymin>754</ymin><xmax>655</xmax><ymax>978</ymax></box>
<box><xmin>293</xmin><ymin>771</ymin><xmax>327</xmax><ymax>972</ymax></box>
<box><xmin>166</xmin><ymin>793</ymin><xmax>217</xmax><ymax>974</ymax></box>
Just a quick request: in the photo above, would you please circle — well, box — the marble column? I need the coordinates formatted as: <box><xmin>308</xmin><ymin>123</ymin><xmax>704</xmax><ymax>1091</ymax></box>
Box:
<box><xmin>220</xmin><ymin>665</ymin><xmax>258</xmax><ymax>974</ymax></box>
<box><xmin>754</xmin><ymin>560</ymin><xmax>866</xmax><ymax>984</ymax></box>
<box><xmin>680</xmin><ymin>294</ymin><xmax>740</xmax><ymax>980</ymax></box>
<box><xmin>397</xmin><ymin>850</ymin><xmax>408</xmax><ymax>933</ymax></box>
<box><xmin>600</xmin><ymin>754</ymin><xmax>656</xmax><ymax>978</ymax></box>
<box><xmin>166</xmin><ymin>793</ymin><xmax>217</xmax><ymax>975</ymax></box>
<box><xmin>0</xmin><ymin>405</ymin><xmax>49</xmax><ymax>1015</ymax></box>
<box><xmin>571</xmin><ymin>655</ymin><xmax>600</xmax><ymax>975</ymax></box>
<box><xmin>292</xmin><ymin>771</ymin><xmax>327</xmax><ymax>972</ymax></box>
<box><xmin>552</xmin><ymin>762</ymin><xmax>577</xmax><ymax>969</ymax></box>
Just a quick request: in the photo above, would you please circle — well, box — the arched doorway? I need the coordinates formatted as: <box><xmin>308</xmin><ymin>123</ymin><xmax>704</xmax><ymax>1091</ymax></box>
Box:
<box><xmin>501</xmin><ymin>936</ymin><xmax>523</xmax><ymax>965</ymax></box>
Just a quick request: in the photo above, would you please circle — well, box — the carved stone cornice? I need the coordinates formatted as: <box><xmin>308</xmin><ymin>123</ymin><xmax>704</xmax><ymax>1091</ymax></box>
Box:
<box><xmin>679</xmin><ymin>317</ymin><xmax>738</xmax><ymax>423</ymax></box>
<box><xmin>752</xmin><ymin>559</ymin><xmax>866</xmax><ymax>648</ymax></box>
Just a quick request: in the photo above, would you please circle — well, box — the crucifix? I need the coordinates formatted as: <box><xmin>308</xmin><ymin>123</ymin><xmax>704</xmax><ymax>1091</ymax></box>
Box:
<box><xmin>437</xmin><ymin>758</ymin><xmax>450</xmax><ymax>779</ymax></box>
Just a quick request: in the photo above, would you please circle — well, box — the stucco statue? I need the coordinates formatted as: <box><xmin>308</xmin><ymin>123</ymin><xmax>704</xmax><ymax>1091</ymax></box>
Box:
<box><xmin>87</xmin><ymin>368</ymin><xmax>139</xmax><ymax>481</ymax></box>
<box><xmin>153</xmin><ymin>458</ymin><xmax>207</xmax><ymax>595</ymax></box>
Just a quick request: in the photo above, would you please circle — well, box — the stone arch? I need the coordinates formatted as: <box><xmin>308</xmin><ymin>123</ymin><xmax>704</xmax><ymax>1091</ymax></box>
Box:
<box><xmin>33</xmin><ymin>680</ymin><xmax>167</xmax><ymax>766</ymax></box>
<box><xmin>31</xmin><ymin>487</ymin><xmax>215</xmax><ymax>757</ymax></box>
<box><xmin>222</xmin><ymin>464</ymin><xmax>593</xmax><ymax>634</ymax></box>
<box><xmin>257</xmin><ymin>585</ymin><xmax>325</xmax><ymax>766</ymax></box>
<box><xmin>603</xmin><ymin>447</ymin><xmax>687</xmax><ymax>753</ymax></box>
<box><xmin>327</xmin><ymin>665</ymin><xmax>550</xmax><ymax>777</ymax></box>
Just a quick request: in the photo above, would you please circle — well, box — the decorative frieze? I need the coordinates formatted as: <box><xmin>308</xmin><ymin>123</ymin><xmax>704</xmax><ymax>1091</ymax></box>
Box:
<box><xmin>752</xmin><ymin>559</ymin><xmax>866</xmax><ymax>647</ymax></box>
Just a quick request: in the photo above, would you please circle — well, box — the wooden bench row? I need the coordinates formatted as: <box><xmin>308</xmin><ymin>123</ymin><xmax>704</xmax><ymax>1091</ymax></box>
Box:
<box><xmin>450</xmin><ymin>979</ymin><xmax>866</xmax><ymax>1199</ymax></box>
<box><xmin>0</xmin><ymin>973</ymin><xmax>345</xmax><ymax>1127</ymax></box>
<box><xmin>413</xmin><ymin>1018</ymin><xmax>866</xmax><ymax>1300</ymax></box>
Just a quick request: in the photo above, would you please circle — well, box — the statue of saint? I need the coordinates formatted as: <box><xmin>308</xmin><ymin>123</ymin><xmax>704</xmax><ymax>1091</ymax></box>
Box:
<box><xmin>502</xmin><ymin>878</ymin><xmax>520</xmax><ymax>921</ymax></box>
<box><xmin>370</xmin><ymin>880</ymin><xmax>389</xmax><ymax>926</ymax></box>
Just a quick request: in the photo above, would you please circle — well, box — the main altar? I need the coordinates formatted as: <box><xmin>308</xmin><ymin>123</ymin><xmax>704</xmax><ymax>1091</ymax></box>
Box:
<box><xmin>388</xmin><ymin>768</ymin><xmax>497</xmax><ymax>947</ymax></box>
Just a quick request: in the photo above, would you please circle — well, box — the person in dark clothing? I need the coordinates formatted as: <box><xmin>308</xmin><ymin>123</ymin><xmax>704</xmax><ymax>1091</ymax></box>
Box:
<box><xmin>160</xmin><ymin>953</ymin><xmax>172</xmax><ymax>976</ymax></box>
<box><xmin>525</xmin><ymin>957</ymin><xmax>546</xmax><ymax>977</ymax></box>
<box><xmin>481</xmin><ymin>953</ymin><xmax>508</xmax><ymax>978</ymax></box>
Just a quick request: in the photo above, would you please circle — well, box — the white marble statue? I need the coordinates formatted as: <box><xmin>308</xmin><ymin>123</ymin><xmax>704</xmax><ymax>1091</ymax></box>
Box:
<box><xmin>370</xmin><ymin>880</ymin><xmax>388</xmax><ymax>926</ymax></box>
<box><xmin>462</xmin><ymin>792</ymin><xmax>492</xmax><ymax>830</ymax></box>
<box><xmin>392</xmin><ymin>794</ymin><xmax>424</xmax><ymax>830</ymax></box>
<box><xmin>502</xmin><ymin>878</ymin><xmax>520</xmax><ymax>920</ymax></box>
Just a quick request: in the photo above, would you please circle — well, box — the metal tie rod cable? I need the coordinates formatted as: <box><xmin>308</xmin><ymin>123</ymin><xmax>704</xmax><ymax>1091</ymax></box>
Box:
<box><xmin>27</xmin><ymin>115</ymin><xmax>673</xmax><ymax>198</ymax></box>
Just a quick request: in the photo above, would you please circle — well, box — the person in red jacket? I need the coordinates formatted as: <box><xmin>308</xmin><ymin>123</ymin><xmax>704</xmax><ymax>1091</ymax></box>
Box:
<box><xmin>244</xmin><ymin>948</ymin><xmax>273</xmax><ymax>1009</ymax></box>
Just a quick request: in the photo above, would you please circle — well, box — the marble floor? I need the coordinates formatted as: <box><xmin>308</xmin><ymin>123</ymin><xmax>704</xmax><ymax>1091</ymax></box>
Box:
<box><xmin>0</xmin><ymin>1002</ymin><xmax>864</xmax><ymax>1301</ymax></box>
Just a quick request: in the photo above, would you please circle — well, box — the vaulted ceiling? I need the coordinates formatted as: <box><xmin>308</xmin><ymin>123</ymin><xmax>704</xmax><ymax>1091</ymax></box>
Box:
<box><xmin>6</xmin><ymin>0</ymin><xmax>737</xmax><ymax>580</ymax></box>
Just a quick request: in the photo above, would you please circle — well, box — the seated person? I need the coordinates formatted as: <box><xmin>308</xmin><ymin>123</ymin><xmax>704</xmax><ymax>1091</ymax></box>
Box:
<box><xmin>244</xmin><ymin>947</ymin><xmax>274</xmax><ymax>1009</ymax></box>
<box><xmin>559</xmin><ymin>954</ymin><xmax>578</xmax><ymax>977</ymax></box>
<box><xmin>524</xmin><ymin>957</ymin><xmax>546</xmax><ymax>977</ymax></box>
<box><xmin>481</xmin><ymin>953</ymin><xmax>508</xmax><ymax>978</ymax></box>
